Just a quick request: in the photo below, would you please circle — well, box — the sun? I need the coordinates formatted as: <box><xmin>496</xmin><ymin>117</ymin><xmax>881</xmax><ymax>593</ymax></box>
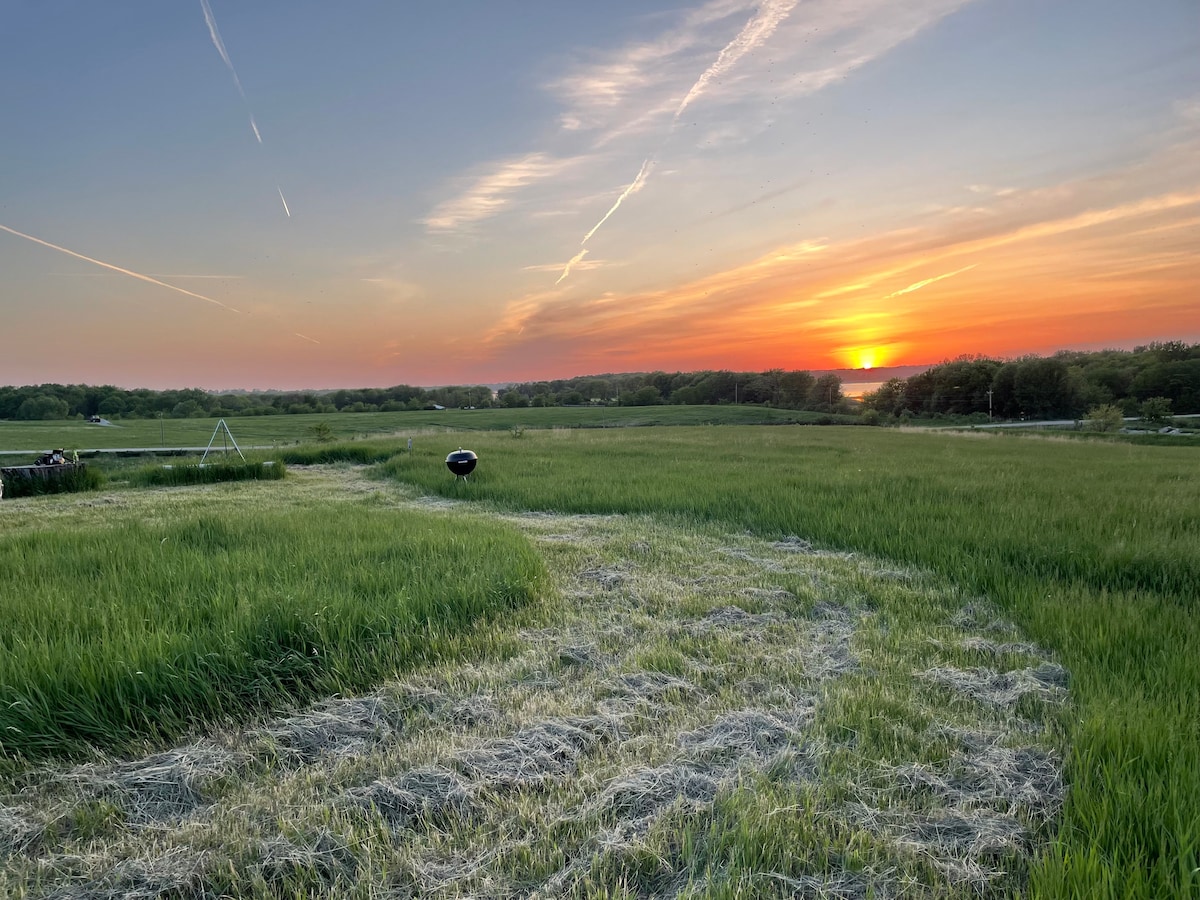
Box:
<box><xmin>853</xmin><ymin>348</ymin><xmax>882</xmax><ymax>370</ymax></box>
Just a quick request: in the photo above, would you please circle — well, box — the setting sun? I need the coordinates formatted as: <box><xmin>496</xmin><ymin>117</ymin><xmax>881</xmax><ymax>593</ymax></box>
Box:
<box><xmin>847</xmin><ymin>347</ymin><xmax>885</xmax><ymax>371</ymax></box>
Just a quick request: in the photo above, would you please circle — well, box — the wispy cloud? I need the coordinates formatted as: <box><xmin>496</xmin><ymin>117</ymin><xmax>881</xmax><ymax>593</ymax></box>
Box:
<box><xmin>523</xmin><ymin>258</ymin><xmax>608</xmax><ymax>274</ymax></box>
<box><xmin>1175</xmin><ymin>95</ymin><xmax>1200</xmax><ymax>122</ymax></box>
<box><xmin>0</xmin><ymin>224</ymin><xmax>240</xmax><ymax>312</ymax></box>
<box><xmin>551</xmin><ymin>0</ymin><xmax>972</xmax><ymax>143</ymax></box>
<box><xmin>425</xmin><ymin>0</ymin><xmax>972</xmax><ymax>251</ymax></box>
<box><xmin>424</xmin><ymin>153</ymin><xmax>576</xmax><ymax>233</ymax></box>
<box><xmin>479</xmin><ymin>168</ymin><xmax>1200</xmax><ymax>373</ymax></box>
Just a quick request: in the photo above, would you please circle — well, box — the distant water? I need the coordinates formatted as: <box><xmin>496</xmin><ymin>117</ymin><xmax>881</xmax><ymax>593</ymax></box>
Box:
<box><xmin>842</xmin><ymin>380</ymin><xmax>885</xmax><ymax>399</ymax></box>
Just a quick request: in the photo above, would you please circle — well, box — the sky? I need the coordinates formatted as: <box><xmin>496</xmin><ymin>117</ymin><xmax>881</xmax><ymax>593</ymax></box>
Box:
<box><xmin>1</xmin><ymin>0</ymin><xmax>1198</xmax><ymax>390</ymax></box>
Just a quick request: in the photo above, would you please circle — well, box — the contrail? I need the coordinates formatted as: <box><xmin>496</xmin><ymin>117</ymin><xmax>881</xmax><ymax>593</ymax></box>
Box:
<box><xmin>581</xmin><ymin>158</ymin><xmax>653</xmax><ymax>246</ymax></box>
<box><xmin>200</xmin><ymin>0</ymin><xmax>258</xmax><ymax>143</ymax></box>
<box><xmin>554</xmin><ymin>1</ymin><xmax>796</xmax><ymax>285</ymax></box>
<box><xmin>675</xmin><ymin>0</ymin><xmax>798</xmax><ymax>120</ymax></box>
<box><xmin>884</xmin><ymin>265</ymin><xmax>977</xmax><ymax>299</ymax></box>
<box><xmin>555</xmin><ymin>249</ymin><xmax>589</xmax><ymax>285</ymax></box>
<box><xmin>0</xmin><ymin>224</ymin><xmax>240</xmax><ymax>313</ymax></box>
<box><xmin>201</xmin><ymin>0</ymin><xmax>293</xmax><ymax>217</ymax></box>
<box><xmin>293</xmin><ymin>332</ymin><xmax>320</xmax><ymax>344</ymax></box>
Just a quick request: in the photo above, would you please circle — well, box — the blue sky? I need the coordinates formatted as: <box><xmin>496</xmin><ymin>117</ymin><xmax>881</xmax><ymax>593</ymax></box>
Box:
<box><xmin>2</xmin><ymin>1</ymin><xmax>1197</xmax><ymax>389</ymax></box>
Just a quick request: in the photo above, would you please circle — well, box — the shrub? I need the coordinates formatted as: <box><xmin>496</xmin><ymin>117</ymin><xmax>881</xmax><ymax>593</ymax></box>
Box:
<box><xmin>1139</xmin><ymin>396</ymin><xmax>1173</xmax><ymax>425</ymax></box>
<box><xmin>1084</xmin><ymin>403</ymin><xmax>1124</xmax><ymax>432</ymax></box>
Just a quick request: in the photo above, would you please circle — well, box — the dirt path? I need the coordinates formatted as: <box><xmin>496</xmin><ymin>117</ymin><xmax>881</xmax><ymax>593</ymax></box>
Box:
<box><xmin>0</xmin><ymin>469</ymin><xmax>1069</xmax><ymax>898</ymax></box>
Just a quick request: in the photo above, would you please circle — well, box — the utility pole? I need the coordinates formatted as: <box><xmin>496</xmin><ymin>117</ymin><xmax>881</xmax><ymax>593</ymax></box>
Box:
<box><xmin>986</xmin><ymin>390</ymin><xmax>993</xmax><ymax>419</ymax></box>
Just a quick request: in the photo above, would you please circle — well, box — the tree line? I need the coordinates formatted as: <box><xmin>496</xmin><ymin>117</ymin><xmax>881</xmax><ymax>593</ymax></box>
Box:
<box><xmin>0</xmin><ymin>369</ymin><xmax>846</xmax><ymax>421</ymax></box>
<box><xmin>3</xmin><ymin>341</ymin><xmax>1195</xmax><ymax>422</ymax></box>
<box><xmin>861</xmin><ymin>341</ymin><xmax>1200</xmax><ymax>420</ymax></box>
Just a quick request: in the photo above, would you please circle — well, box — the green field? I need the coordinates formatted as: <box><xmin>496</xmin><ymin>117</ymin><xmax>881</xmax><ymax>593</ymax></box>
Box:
<box><xmin>0</xmin><ymin>405</ymin><xmax>854</xmax><ymax>454</ymax></box>
<box><xmin>381</xmin><ymin>426</ymin><xmax>1199</xmax><ymax>897</ymax></box>
<box><xmin>0</xmin><ymin>424</ymin><xmax>1196</xmax><ymax>897</ymax></box>
<box><xmin>0</xmin><ymin>486</ymin><xmax>545</xmax><ymax>765</ymax></box>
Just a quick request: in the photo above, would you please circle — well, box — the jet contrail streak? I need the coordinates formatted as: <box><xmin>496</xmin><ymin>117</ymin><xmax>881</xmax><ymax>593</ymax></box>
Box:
<box><xmin>293</xmin><ymin>332</ymin><xmax>321</xmax><ymax>344</ymax></box>
<box><xmin>201</xmin><ymin>0</ymin><xmax>291</xmax><ymax>216</ymax></box>
<box><xmin>200</xmin><ymin>0</ymin><xmax>246</xmax><ymax>101</ymax></box>
<box><xmin>581</xmin><ymin>158</ymin><xmax>653</xmax><ymax>246</ymax></box>
<box><xmin>551</xmin><ymin>1</ymin><xmax>796</xmax><ymax>285</ymax></box>
<box><xmin>675</xmin><ymin>0</ymin><xmax>798</xmax><ymax>120</ymax></box>
<box><xmin>555</xmin><ymin>249</ymin><xmax>589</xmax><ymax>285</ymax></box>
<box><xmin>885</xmin><ymin>265</ymin><xmax>977</xmax><ymax>299</ymax></box>
<box><xmin>0</xmin><ymin>224</ymin><xmax>240</xmax><ymax>313</ymax></box>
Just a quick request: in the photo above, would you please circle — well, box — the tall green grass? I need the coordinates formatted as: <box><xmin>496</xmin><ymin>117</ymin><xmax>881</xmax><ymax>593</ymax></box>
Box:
<box><xmin>380</xmin><ymin>426</ymin><xmax>1200</xmax><ymax>899</ymax></box>
<box><xmin>0</xmin><ymin>504</ymin><xmax>545</xmax><ymax>765</ymax></box>
<box><xmin>128</xmin><ymin>460</ymin><xmax>286</xmax><ymax>487</ymax></box>
<box><xmin>0</xmin><ymin>463</ymin><xmax>105</xmax><ymax>498</ymax></box>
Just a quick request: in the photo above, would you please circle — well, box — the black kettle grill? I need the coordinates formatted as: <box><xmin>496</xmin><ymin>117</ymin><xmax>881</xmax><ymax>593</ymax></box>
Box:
<box><xmin>445</xmin><ymin>448</ymin><xmax>478</xmax><ymax>480</ymax></box>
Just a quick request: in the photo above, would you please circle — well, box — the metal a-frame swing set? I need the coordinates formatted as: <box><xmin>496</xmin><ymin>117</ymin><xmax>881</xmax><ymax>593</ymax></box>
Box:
<box><xmin>199</xmin><ymin>419</ymin><xmax>245</xmax><ymax>464</ymax></box>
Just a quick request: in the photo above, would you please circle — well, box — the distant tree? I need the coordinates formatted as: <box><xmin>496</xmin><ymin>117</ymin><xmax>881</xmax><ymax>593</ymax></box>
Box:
<box><xmin>1084</xmin><ymin>404</ymin><xmax>1124</xmax><ymax>432</ymax></box>
<box><xmin>172</xmin><ymin>400</ymin><xmax>206</xmax><ymax>418</ymax></box>
<box><xmin>625</xmin><ymin>385</ymin><xmax>662</xmax><ymax>406</ymax></box>
<box><xmin>1139</xmin><ymin>396</ymin><xmax>1173</xmax><ymax>425</ymax></box>
<box><xmin>1013</xmin><ymin>357</ymin><xmax>1076</xmax><ymax>417</ymax></box>
<box><xmin>307</xmin><ymin>422</ymin><xmax>336</xmax><ymax>443</ymax></box>
<box><xmin>17</xmin><ymin>395</ymin><xmax>69</xmax><ymax>420</ymax></box>
<box><xmin>862</xmin><ymin>378</ymin><xmax>906</xmax><ymax>417</ymax></box>
<box><xmin>501</xmin><ymin>390</ymin><xmax>528</xmax><ymax>408</ymax></box>
<box><xmin>807</xmin><ymin>374</ymin><xmax>843</xmax><ymax>412</ymax></box>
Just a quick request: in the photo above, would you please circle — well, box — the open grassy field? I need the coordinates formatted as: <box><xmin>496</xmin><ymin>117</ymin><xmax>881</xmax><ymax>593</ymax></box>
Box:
<box><xmin>0</xmin><ymin>406</ymin><xmax>854</xmax><ymax>454</ymax></box>
<box><xmin>0</xmin><ymin>425</ymin><xmax>1195</xmax><ymax>897</ymax></box>
<box><xmin>378</xmin><ymin>426</ymin><xmax>1199</xmax><ymax>898</ymax></box>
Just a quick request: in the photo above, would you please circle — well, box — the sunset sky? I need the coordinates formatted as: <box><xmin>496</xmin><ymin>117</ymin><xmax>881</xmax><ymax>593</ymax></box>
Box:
<box><xmin>2</xmin><ymin>1</ymin><xmax>1198</xmax><ymax>390</ymax></box>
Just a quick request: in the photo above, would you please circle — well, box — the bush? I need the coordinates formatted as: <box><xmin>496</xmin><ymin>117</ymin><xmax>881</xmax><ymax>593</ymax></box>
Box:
<box><xmin>1084</xmin><ymin>403</ymin><xmax>1124</xmax><ymax>432</ymax></box>
<box><xmin>1139</xmin><ymin>396</ymin><xmax>1173</xmax><ymax>425</ymax></box>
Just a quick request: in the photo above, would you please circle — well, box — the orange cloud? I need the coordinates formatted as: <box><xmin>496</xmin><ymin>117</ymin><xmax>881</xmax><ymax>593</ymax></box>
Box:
<box><xmin>473</xmin><ymin>170</ymin><xmax>1200</xmax><ymax>376</ymax></box>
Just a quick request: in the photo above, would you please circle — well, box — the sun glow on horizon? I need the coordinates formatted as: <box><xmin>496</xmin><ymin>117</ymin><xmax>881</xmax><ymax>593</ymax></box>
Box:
<box><xmin>847</xmin><ymin>347</ymin><xmax>886</xmax><ymax>370</ymax></box>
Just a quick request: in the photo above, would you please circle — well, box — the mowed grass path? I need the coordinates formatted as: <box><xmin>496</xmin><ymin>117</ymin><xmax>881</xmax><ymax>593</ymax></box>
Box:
<box><xmin>381</xmin><ymin>426</ymin><xmax>1200</xmax><ymax>899</ymax></box>
<box><xmin>0</xmin><ymin>486</ymin><xmax>545</xmax><ymax>766</ymax></box>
